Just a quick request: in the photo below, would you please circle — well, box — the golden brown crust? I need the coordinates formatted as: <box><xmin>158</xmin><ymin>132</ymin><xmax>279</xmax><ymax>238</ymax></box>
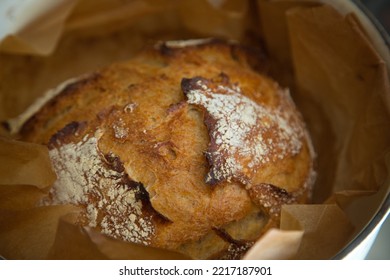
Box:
<box><xmin>19</xmin><ymin>40</ymin><xmax>315</xmax><ymax>259</ymax></box>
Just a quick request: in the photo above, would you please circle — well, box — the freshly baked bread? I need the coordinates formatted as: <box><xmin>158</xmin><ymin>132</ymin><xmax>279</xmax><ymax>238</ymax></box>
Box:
<box><xmin>16</xmin><ymin>39</ymin><xmax>315</xmax><ymax>259</ymax></box>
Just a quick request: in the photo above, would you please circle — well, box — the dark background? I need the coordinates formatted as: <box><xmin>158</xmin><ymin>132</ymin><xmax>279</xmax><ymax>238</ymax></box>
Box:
<box><xmin>360</xmin><ymin>0</ymin><xmax>390</xmax><ymax>32</ymax></box>
<box><xmin>359</xmin><ymin>0</ymin><xmax>390</xmax><ymax>260</ymax></box>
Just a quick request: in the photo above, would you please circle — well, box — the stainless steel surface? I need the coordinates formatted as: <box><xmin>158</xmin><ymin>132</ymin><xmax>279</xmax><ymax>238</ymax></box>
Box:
<box><xmin>366</xmin><ymin>216</ymin><xmax>390</xmax><ymax>259</ymax></box>
<box><xmin>358</xmin><ymin>0</ymin><xmax>390</xmax><ymax>260</ymax></box>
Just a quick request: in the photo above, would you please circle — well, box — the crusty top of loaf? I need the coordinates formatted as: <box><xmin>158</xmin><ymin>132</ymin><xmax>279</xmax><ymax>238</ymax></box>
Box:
<box><xmin>19</xmin><ymin>39</ymin><xmax>315</xmax><ymax>259</ymax></box>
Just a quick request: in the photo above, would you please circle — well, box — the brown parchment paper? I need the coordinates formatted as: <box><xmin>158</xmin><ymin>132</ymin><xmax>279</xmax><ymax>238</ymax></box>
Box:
<box><xmin>0</xmin><ymin>0</ymin><xmax>78</xmax><ymax>55</ymax></box>
<box><xmin>47</xmin><ymin>213</ymin><xmax>189</xmax><ymax>260</ymax></box>
<box><xmin>0</xmin><ymin>138</ymin><xmax>56</xmax><ymax>188</ymax></box>
<box><xmin>0</xmin><ymin>0</ymin><xmax>389</xmax><ymax>260</ymax></box>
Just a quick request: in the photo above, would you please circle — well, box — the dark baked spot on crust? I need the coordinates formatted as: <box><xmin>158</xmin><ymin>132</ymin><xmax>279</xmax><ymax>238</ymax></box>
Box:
<box><xmin>248</xmin><ymin>183</ymin><xmax>297</xmax><ymax>224</ymax></box>
<box><xmin>103</xmin><ymin>153</ymin><xmax>125</xmax><ymax>173</ymax></box>
<box><xmin>127</xmin><ymin>83</ymin><xmax>138</xmax><ymax>90</ymax></box>
<box><xmin>20</xmin><ymin>73</ymin><xmax>102</xmax><ymax>139</ymax></box>
<box><xmin>215</xmin><ymin>72</ymin><xmax>230</xmax><ymax>84</ymax></box>
<box><xmin>181</xmin><ymin>76</ymin><xmax>207</xmax><ymax>93</ymax></box>
<box><xmin>48</xmin><ymin>121</ymin><xmax>87</xmax><ymax>148</ymax></box>
<box><xmin>159</xmin><ymin>43</ymin><xmax>176</xmax><ymax>56</ymax></box>
<box><xmin>19</xmin><ymin>114</ymin><xmax>40</xmax><ymax>137</ymax></box>
<box><xmin>202</xmin><ymin>111</ymin><xmax>226</xmax><ymax>186</ymax></box>
<box><xmin>101</xmin><ymin>151</ymin><xmax>172</xmax><ymax>224</ymax></box>
<box><xmin>41</xmin><ymin>73</ymin><xmax>102</xmax><ymax>113</ymax></box>
<box><xmin>182</xmin><ymin>73</ymin><xmax>232</xmax><ymax>95</ymax></box>
<box><xmin>57</xmin><ymin>73</ymin><xmax>102</xmax><ymax>100</ymax></box>
<box><xmin>101</xmin><ymin>152</ymin><xmax>147</xmax><ymax>200</ymax></box>
<box><xmin>135</xmin><ymin>181</ymin><xmax>172</xmax><ymax>224</ymax></box>
<box><xmin>133</xmin><ymin>181</ymin><xmax>151</xmax><ymax>204</ymax></box>
<box><xmin>110</xmin><ymin>159</ymin><xmax>171</xmax><ymax>224</ymax></box>
<box><xmin>213</xmin><ymin>227</ymin><xmax>246</xmax><ymax>246</ymax></box>
<box><xmin>181</xmin><ymin>76</ymin><xmax>225</xmax><ymax>185</ymax></box>
<box><xmin>212</xmin><ymin>227</ymin><xmax>254</xmax><ymax>260</ymax></box>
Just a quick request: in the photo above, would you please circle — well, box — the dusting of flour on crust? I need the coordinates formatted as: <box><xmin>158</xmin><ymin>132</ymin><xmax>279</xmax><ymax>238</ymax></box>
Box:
<box><xmin>46</xmin><ymin>131</ymin><xmax>154</xmax><ymax>245</ymax></box>
<box><xmin>113</xmin><ymin>118</ymin><xmax>129</xmax><ymax>140</ymax></box>
<box><xmin>182</xmin><ymin>76</ymin><xmax>304</xmax><ymax>185</ymax></box>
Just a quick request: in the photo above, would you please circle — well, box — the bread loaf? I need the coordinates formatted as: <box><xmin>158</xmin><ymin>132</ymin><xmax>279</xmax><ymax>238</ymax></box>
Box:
<box><xmin>16</xmin><ymin>39</ymin><xmax>315</xmax><ymax>259</ymax></box>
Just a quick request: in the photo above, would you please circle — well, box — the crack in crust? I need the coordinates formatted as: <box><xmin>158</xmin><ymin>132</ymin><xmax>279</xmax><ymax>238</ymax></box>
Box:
<box><xmin>248</xmin><ymin>183</ymin><xmax>297</xmax><ymax>225</ymax></box>
<box><xmin>212</xmin><ymin>227</ymin><xmax>255</xmax><ymax>260</ymax></box>
<box><xmin>182</xmin><ymin>75</ymin><xmax>305</xmax><ymax>185</ymax></box>
<box><xmin>45</xmin><ymin>120</ymin><xmax>171</xmax><ymax>245</ymax></box>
